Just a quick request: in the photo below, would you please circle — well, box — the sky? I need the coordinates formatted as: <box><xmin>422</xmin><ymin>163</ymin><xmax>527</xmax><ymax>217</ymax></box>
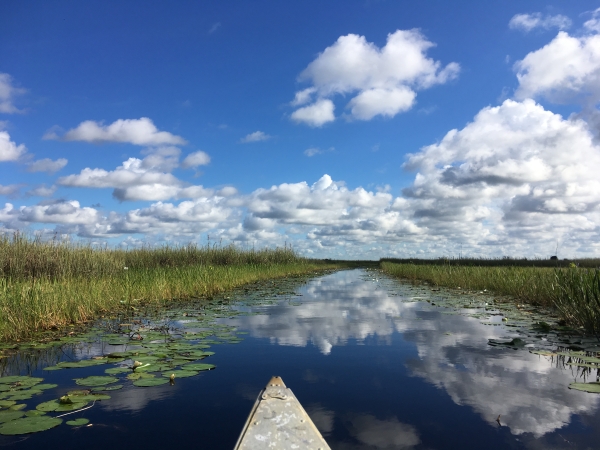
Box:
<box><xmin>1</xmin><ymin>1</ymin><xmax>600</xmax><ymax>259</ymax></box>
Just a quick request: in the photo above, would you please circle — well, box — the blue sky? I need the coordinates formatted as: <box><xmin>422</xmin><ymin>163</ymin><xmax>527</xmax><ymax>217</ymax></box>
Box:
<box><xmin>1</xmin><ymin>1</ymin><xmax>600</xmax><ymax>259</ymax></box>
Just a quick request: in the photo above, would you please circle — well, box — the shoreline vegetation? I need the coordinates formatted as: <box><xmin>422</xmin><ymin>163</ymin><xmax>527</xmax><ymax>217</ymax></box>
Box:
<box><xmin>380</xmin><ymin>258</ymin><xmax>600</xmax><ymax>335</ymax></box>
<box><xmin>0</xmin><ymin>234</ymin><xmax>338</xmax><ymax>342</ymax></box>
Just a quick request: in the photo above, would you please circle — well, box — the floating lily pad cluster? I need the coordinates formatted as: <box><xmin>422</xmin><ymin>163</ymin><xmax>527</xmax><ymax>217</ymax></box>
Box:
<box><xmin>0</xmin><ymin>273</ymin><xmax>317</xmax><ymax>436</ymax></box>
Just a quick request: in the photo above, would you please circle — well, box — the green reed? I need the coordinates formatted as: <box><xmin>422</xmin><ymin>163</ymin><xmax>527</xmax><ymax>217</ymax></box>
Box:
<box><xmin>381</xmin><ymin>261</ymin><xmax>600</xmax><ymax>335</ymax></box>
<box><xmin>552</xmin><ymin>268</ymin><xmax>600</xmax><ymax>335</ymax></box>
<box><xmin>0</xmin><ymin>233</ymin><xmax>334</xmax><ymax>341</ymax></box>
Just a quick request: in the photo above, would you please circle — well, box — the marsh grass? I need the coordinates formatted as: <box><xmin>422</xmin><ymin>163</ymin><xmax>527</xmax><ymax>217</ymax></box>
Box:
<box><xmin>381</xmin><ymin>261</ymin><xmax>600</xmax><ymax>335</ymax></box>
<box><xmin>380</xmin><ymin>261</ymin><xmax>555</xmax><ymax>304</ymax></box>
<box><xmin>553</xmin><ymin>268</ymin><xmax>600</xmax><ymax>335</ymax></box>
<box><xmin>0</xmin><ymin>234</ymin><xmax>334</xmax><ymax>341</ymax></box>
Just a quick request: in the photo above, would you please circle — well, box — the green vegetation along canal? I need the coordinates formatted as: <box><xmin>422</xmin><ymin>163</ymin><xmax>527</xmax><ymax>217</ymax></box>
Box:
<box><xmin>1</xmin><ymin>269</ymin><xmax>600</xmax><ymax>449</ymax></box>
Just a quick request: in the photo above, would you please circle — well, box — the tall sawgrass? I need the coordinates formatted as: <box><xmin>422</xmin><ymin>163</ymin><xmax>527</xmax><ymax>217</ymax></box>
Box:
<box><xmin>0</xmin><ymin>232</ymin><xmax>300</xmax><ymax>281</ymax></box>
<box><xmin>552</xmin><ymin>268</ymin><xmax>600</xmax><ymax>335</ymax></box>
<box><xmin>380</xmin><ymin>261</ymin><xmax>555</xmax><ymax>305</ymax></box>
<box><xmin>380</xmin><ymin>261</ymin><xmax>600</xmax><ymax>335</ymax></box>
<box><xmin>381</xmin><ymin>257</ymin><xmax>600</xmax><ymax>269</ymax></box>
<box><xmin>0</xmin><ymin>233</ymin><xmax>334</xmax><ymax>341</ymax></box>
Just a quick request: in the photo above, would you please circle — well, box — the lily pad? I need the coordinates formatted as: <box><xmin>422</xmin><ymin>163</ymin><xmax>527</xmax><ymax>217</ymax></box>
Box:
<box><xmin>0</xmin><ymin>416</ymin><xmax>62</xmax><ymax>435</ymax></box>
<box><xmin>0</xmin><ymin>376</ymin><xmax>42</xmax><ymax>385</ymax></box>
<box><xmin>181</xmin><ymin>363</ymin><xmax>215</xmax><ymax>371</ymax></box>
<box><xmin>105</xmin><ymin>367</ymin><xmax>131</xmax><ymax>375</ymax></box>
<box><xmin>133</xmin><ymin>377</ymin><xmax>170</xmax><ymax>387</ymax></box>
<box><xmin>25</xmin><ymin>410</ymin><xmax>46</xmax><ymax>417</ymax></box>
<box><xmin>161</xmin><ymin>370</ymin><xmax>198</xmax><ymax>378</ymax></box>
<box><xmin>127</xmin><ymin>372</ymin><xmax>154</xmax><ymax>381</ymax></box>
<box><xmin>92</xmin><ymin>385</ymin><xmax>123</xmax><ymax>392</ymax></box>
<box><xmin>0</xmin><ymin>400</ymin><xmax>16</xmax><ymax>408</ymax></box>
<box><xmin>55</xmin><ymin>401</ymin><xmax>88</xmax><ymax>412</ymax></box>
<box><xmin>0</xmin><ymin>410</ymin><xmax>25</xmax><ymax>423</ymax></box>
<box><xmin>7</xmin><ymin>390</ymin><xmax>42</xmax><ymax>401</ymax></box>
<box><xmin>36</xmin><ymin>400</ymin><xmax>60</xmax><ymax>412</ymax></box>
<box><xmin>66</xmin><ymin>418</ymin><xmax>89</xmax><ymax>426</ymax></box>
<box><xmin>569</xmin><ymin>382</ymin><xmax>600</xmax><ymax>393</ymax></box>
<box><xmin>529</xmin><ymin>350</ymin><xmax>557</xmax><ymax>356</ymax></box>
<box><xmin>9</xmin><ymin>404</ymin><xmax>26</xmax><ymax>411</ymax></box>
<box><xmin>74</xmin><ymin>376</ymin><xmax>118</xmax><ymax>387</ymax></box>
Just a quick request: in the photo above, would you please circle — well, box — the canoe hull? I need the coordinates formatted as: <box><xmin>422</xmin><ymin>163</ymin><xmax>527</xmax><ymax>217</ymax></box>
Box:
<box><xmin>234</xmin><ymin>376</ymin><xmax>331</xmax><ymax>450</ymax></box>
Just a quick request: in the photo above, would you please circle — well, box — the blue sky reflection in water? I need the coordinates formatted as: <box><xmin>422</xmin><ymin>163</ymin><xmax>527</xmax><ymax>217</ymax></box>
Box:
<box><xmin>3</xmin><ymin>269</ymin><xmax>600</xmax><ymax>449</ymax></box>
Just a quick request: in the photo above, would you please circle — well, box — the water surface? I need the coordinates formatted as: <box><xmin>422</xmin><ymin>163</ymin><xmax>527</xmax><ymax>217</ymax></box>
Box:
<box><xmin>2</xmin><ymin>269</ymin><xmax>600</xmax><ymax>449</ymax></box>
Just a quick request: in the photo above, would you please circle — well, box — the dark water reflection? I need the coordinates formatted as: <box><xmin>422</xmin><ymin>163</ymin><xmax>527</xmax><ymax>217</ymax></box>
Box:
<box><xmin>3</xmin><ymin>269</ymin><xmax>600</xmax><ymax>449</ymax></box>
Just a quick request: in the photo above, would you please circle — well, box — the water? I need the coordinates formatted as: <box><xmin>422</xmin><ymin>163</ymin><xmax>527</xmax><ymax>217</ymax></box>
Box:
<box><xmin>2</xmin><ymin>269</ymin><xmax>600</xmax><ymax>449</ymax></box>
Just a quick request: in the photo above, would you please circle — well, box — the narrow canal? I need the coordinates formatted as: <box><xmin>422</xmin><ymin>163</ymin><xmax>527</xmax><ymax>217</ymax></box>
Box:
<box><xmin>1</xmin><ymin>269</ymin><xmax>599</xmax><ymax>449</ymax></box>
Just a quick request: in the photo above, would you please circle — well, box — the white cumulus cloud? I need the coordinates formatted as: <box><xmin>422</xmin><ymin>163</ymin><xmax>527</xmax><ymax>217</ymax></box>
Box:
<box><xmin>26</xmin><ymin>158</ymin><xmax>68</xmax><ymax>174</ymax></box>
<box><xmin>58</xmin><ymin>148</ymin><xmax>212</xmax><ymax>202</ymax></box>
<box><xmin>514</xmin><ymin>31</ymin><xmax>600</xmax><ymax>104</ymax></box>
<box><xmin>0</xmin><ymin>73</ymin><xmax>26</xmax><ymax>114</ymax></box>
<box><xmin>291</xmin><ymin>99</ymin><xmax>335</xmax><ymax>127</ymax></box>
<box><xmin>49</xmin><ymin>117</ymin><xmax>187</xmax><ymax>146</ymax></box>
<box><xmin>509</xmin><ymin>13</ymin><xmax>572</xmax><ymax>32</ymax></box>
<box><xmin>291</xmin><ymin>30</ymin><xmax>459</xmax><ymax>123</ymax></box>
<box><xmin>0</xmin><ymin>131</ymin><xmax>27</xmax><ymax>162</ymax></box>
<box><xmin>181</xmin><ymin>150</ymin><xmax>211</xmax><ymax>168</ymax></box>
<box><xmin>240</xmin><ymin>131</ymin><xmax>272</xmax><ymax>143</ymax></box>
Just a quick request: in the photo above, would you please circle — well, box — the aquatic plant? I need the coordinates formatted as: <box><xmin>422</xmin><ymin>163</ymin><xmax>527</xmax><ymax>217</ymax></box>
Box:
<box><xmin>552</xmin><ymin>268</ymin><xmax>600</xmax><ymax>336</ymax></box>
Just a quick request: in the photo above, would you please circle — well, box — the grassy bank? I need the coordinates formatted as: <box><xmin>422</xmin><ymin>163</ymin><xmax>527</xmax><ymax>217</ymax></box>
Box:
<box><xmin>0</xmin><ymin>234</ymin><xmax>336</xmax><ymax>341</ymax></box>
<box><xmin>380</xmin><ymin>261</ymin><xmax>600</xmax><ymax>335</ymax></box>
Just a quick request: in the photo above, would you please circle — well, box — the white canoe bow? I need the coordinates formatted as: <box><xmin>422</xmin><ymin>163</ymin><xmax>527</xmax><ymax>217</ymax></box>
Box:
<box><xmin>234</xmin><ymin>376</ymin><xmax>331</xmax><ymax>450</ymax></box>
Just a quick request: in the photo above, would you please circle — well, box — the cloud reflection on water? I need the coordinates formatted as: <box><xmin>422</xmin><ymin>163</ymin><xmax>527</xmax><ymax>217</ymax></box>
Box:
<box><xmin>232</xmin><ymin>270</ymin><xmax>600</xmax><ymax>438</ymax></box>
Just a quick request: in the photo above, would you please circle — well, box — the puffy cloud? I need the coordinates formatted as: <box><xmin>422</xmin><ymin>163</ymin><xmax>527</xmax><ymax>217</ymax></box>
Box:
<box><xmin>26</xmin><ymin>185</ymin><xmax>57</xmax><ymax>197</ymax></box>
<box><xmin>49</xmin><ymin>117</ymin><xmax>186</xmax><ymax>146</ymax></box>
<box><xmin>181</xmin><ymin>150</ymin><xmax>210</xmax><ymax>168</ymax></box>
<box><xmin>0</xmin><ymin>73</ymin><xmax>26</xmax><ymax>114</ymax></box>
<box><xmin>0</xmin><ymin>130</ymin><xmax>27</xmax><ymax>162</ymax></box>
<box><xmin>584</xmin><ymin>8</ymin><xmax>600</xmax><ymax>33</ymax></box>
<box><xmin>0</xmin><ymin>201</ymin><xmax>100</xmax><ymax>226</ymax></box>
<box><xmin>508</xmin><ymin>13</ymin><xmax>572</xmax><ymax>32</ymax></box>
<box><xmin>403</xmin><ymin>99</ymin><xmax>600</xmax><ymax>250</ymax></box>
<box><xmin>514</xmin><ymin>31</ymin><xmax>600</xmax><ymax>104</ymax></box>
<box><xmin>0</xmin><ymin>185</ymin><xmax>20</xmax><ymax>197</ymax></box>
<box><xmin>239</xmin><ymin>131</ymin><xmax>271</xmax><ymax>143</ymax></box>
<box><xmin>58</xmin><ymin>148</ymin><xmax>212</xmax><ymax>201</ymax></box>
<box><xmin>26</xmin><ymin>158</ymin><xmax>68</xmax><ymax>174</ymax></box>
<box><xmin>291</xmin><ymin>30</ymin><xmax>459</xmax><ymax>123</ymax></box>
<box><xmin>290</xmin><ymin>99</ymin><xmax>335</xmax><ymax>127</ymax></box>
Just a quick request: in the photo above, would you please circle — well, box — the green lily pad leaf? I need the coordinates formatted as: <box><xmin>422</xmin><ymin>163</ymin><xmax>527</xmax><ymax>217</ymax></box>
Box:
<box><xmin>0</xmin><ymin>410</ymin><xmax>25</xmax><ymax>423</ymax></box>
<box><xmin>0</xmin><ymin>376</ymin><xmax>43</xmax><ymax>385</ymax></box>
<box><xmin>55</xmin><ymin>401</ymin><xmax>88</xmax><ymax>412</ymax></box>
<box><xmin>9</xmin><ymin>404</ymin><xmax>26</xmax><ymax>411</ymax></box>
<box><xmin>7</xmin><ymin>390</ymin><xmax>42</xmax><ymax>401</ymax></box>
<box><xmin>105</xmin><ymin>367</ymin><xmax>131</xmax><ymax>375</ymax></box>
<box><xmin>0</xmin><ymin>400</ymin><xmax>16</xmax><ymax>408</ymax></box>
<box><xmin>161</xmin><ymin>370</ymin><xmax>198</xmax><ymax>378</ymax></box>
<box><xmin>569</xmin><ymin>382</ymin><xmax>600</xmax><ymax>393</ymax></box>
<box><xmin>127</xmin><ymin>372</ymin><xmax>154</xmax><ymax>381</ymax></box>
<box><xmin>181</xmin><ymin>363</ymin><xmax>215</xmax><ymax>371</ymax></box>
<box><xmin>74</xmin><ymin>376</ymin><xmax>118</xmax><ymax>387</ymax></box>
<box><xmin>92</xmin><ymin>384</ymin><xmax>123</xmax><ymax>392</ymax></box>
<box><xmin>55</xmin><ymin>359</ymin><xmax>108</xmax><ymax>369</ymax></box>
<box><xmin>0</xmin><ymin>416</ymin><xmax>62</xmax><ymax>435</ymax></box>
<box><xmin>36</xmin><ymin>400</ymin><xmax>59</xmax><ymax>412</ymax></box>
<box><xmin>67</xmin><ymin>394</ymin><xmax>110</xmax><ymax>402</ymax></box>
<box><xmin>566</xmin><ymin>362</ymin><xmax>600</xmax><ymax>369</ymax></box>
<box><xmin>66</xmin><ymin>418</ymin><xmax>89</xmax><ymax>426</ymax></box>
<box><xmin>132</xmin><ymin>377</ymin><xmax>170</xmax><ymax>387</ymax></box>
<box><xmin>42</xmin><ymin>366</ymin><xmax>64</xmax><ymax>371</ymax></box>
<box><xmin>25</xmin><ymin>410</ymin><xmax>46</xmax><ymax>417</ymax></box>
<box><xmin>0</xmin><ymin>385</ymin><xmax>10</xmax><ymax>392</ymax></box>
